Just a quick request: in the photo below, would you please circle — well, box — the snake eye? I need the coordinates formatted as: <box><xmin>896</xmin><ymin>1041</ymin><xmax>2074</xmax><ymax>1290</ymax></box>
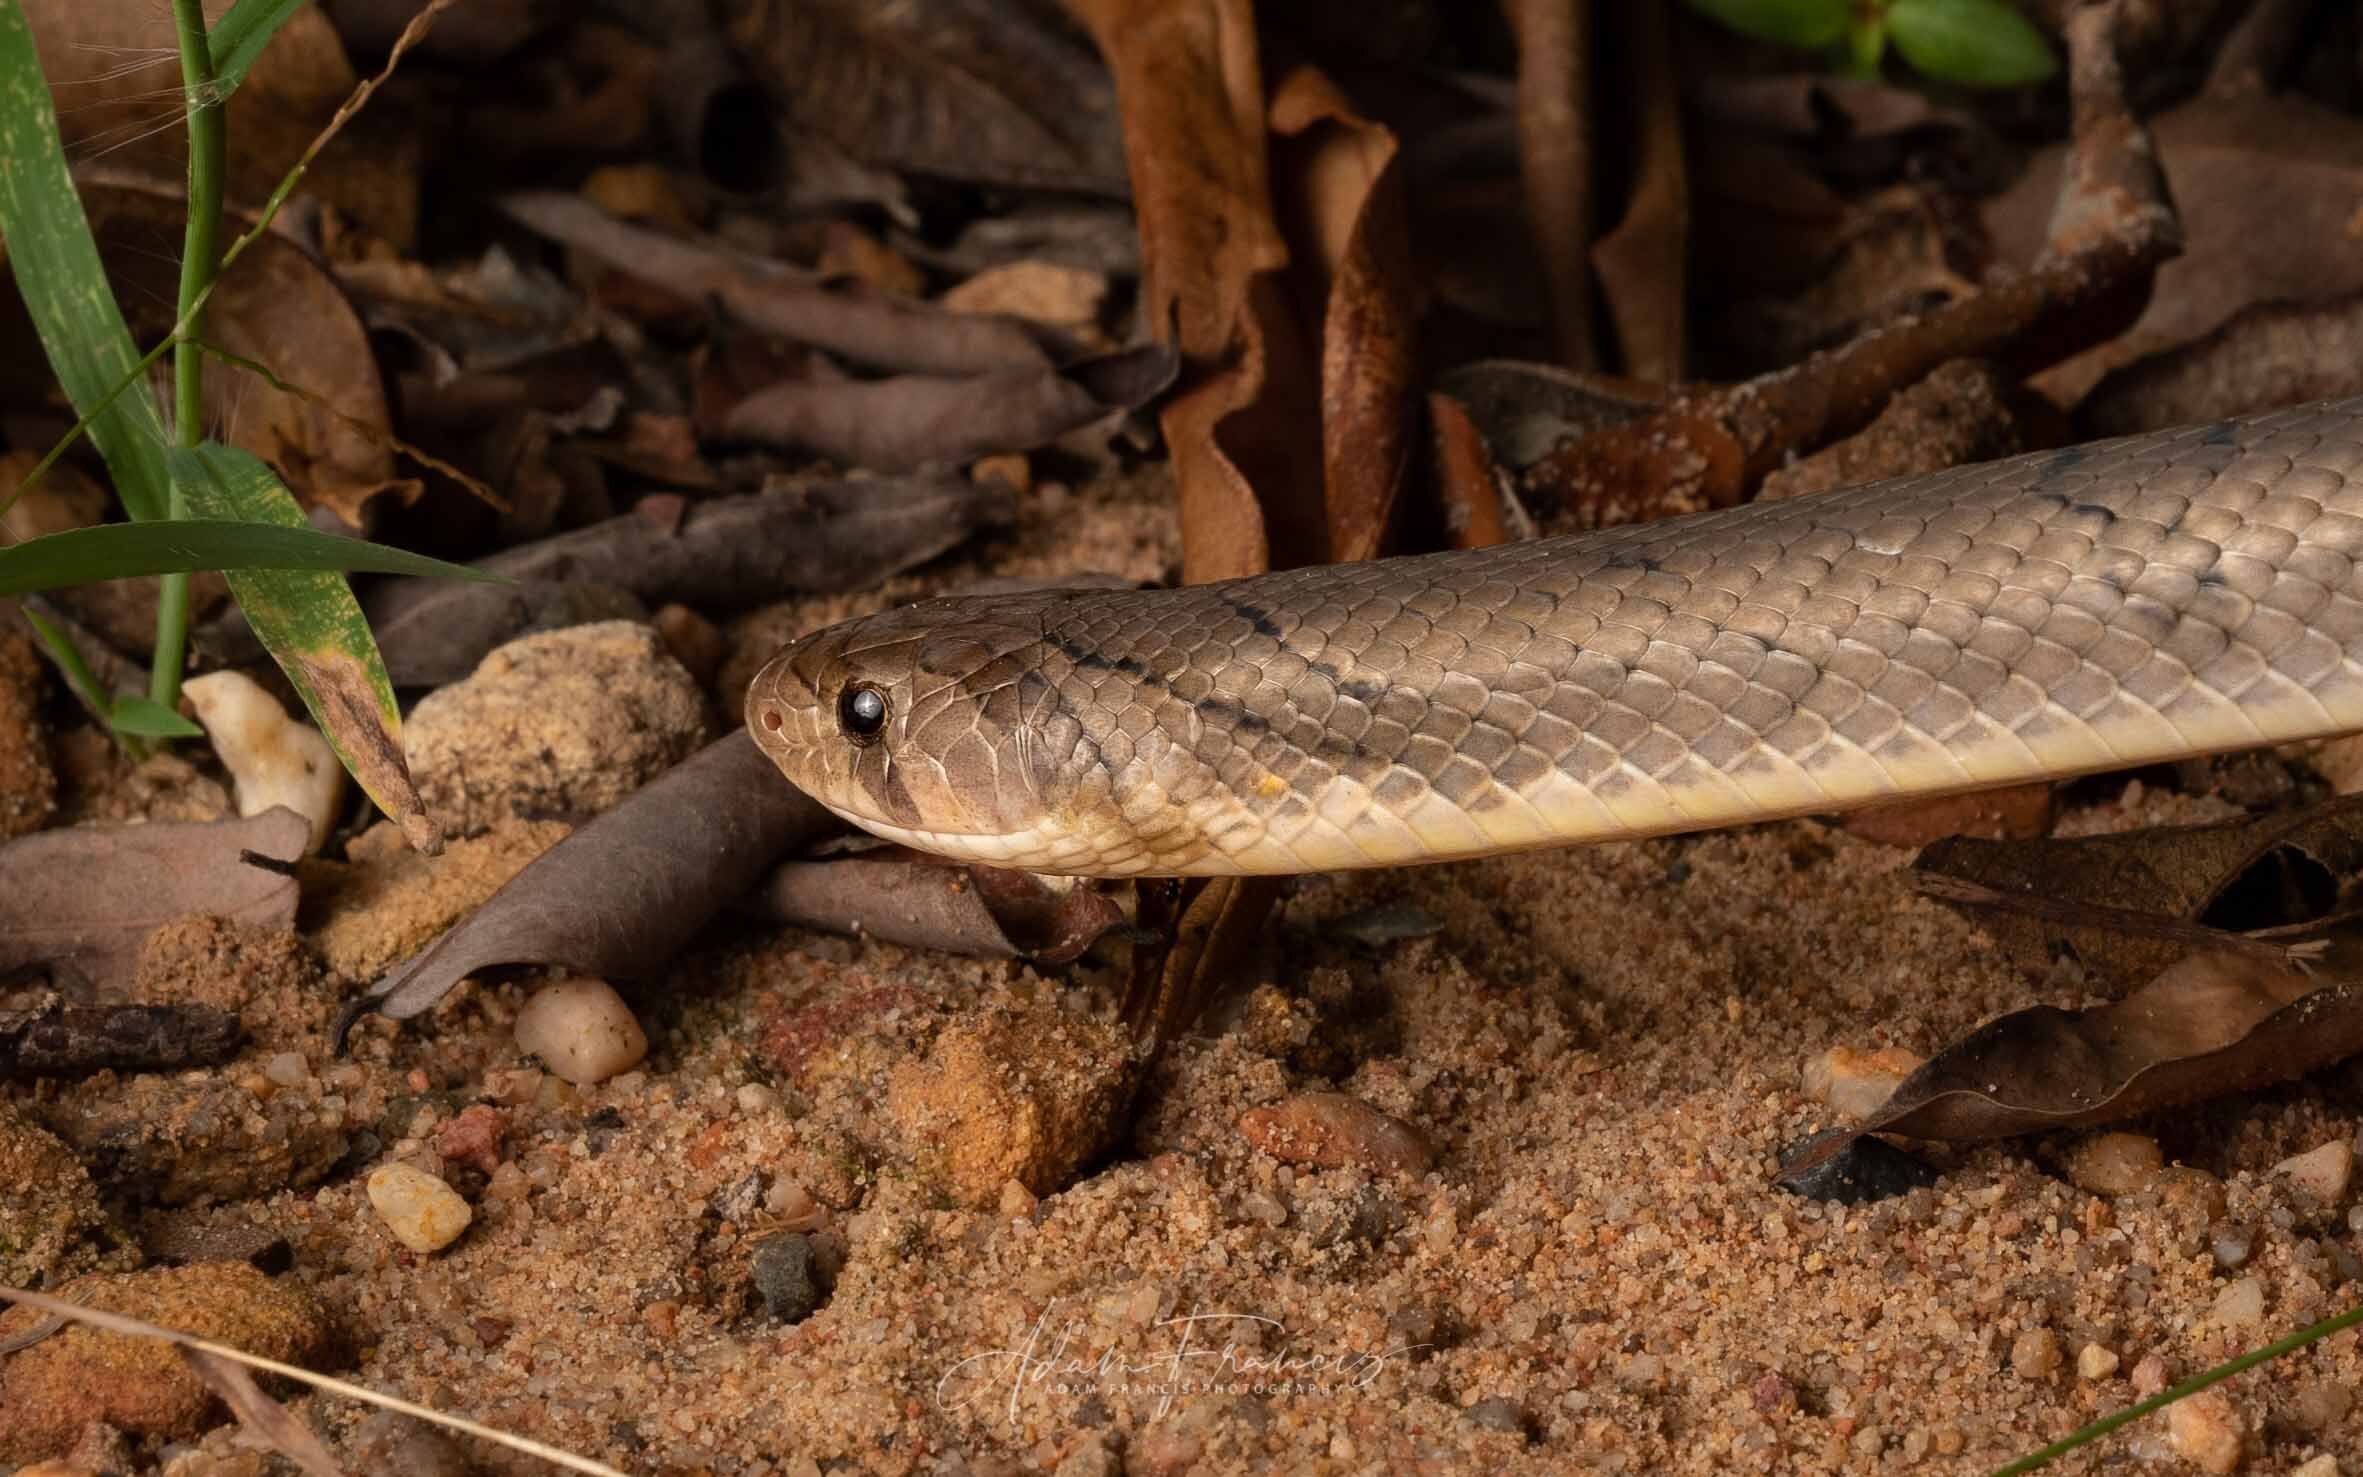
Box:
<box><xmin>837</xmin><ymin>683</ymin><xmax>888</xmax><ymax>744</ymax></box>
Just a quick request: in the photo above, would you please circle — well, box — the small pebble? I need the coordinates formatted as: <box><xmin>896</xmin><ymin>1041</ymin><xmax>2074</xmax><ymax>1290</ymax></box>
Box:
<box><xmin>2076</xmin><ymin>1343</ymin><xmax>2120</xmax><ymax>1380</ymax></box>
<box><xmin>433</xmin><ymin>1104</ymin><xmax>504</xmax><ymax>1176</ymax></box>
<box><xmin>999</xmin><ymin>1180</ymin><xmax>1040</xmax><ymax>1220</ymax></box>
<box><xmin>735</xmin><ymin>1083</ymin><xmax>779</xmax><ymax>1116</ymax></box>
<box><xmin>2290</xmin><ymin>1457</ymin><xmax>2340</xmax><ymax>1477</ymax></box>
<box><xmin>514</xmin><ymin>978</ymin><xmax>648</xmax><ymax>1085</ymax></box>
<box><xmin>2275</xmin><ymin>1141</ymin><xmax>2353</xmax><ymax>1204</ymax></box>
<box><xmin>1461</xmin><ymin>1397</ymin><xmax>1528</xmax><ymax>1439</ymax></box>
<box><xmin>2165</xmin><ymin>1389</ymin><xmax>2242</xmax><ymax>1475</ymax></box>
<box><xmin>1801</xmin><ymin>1045</ymin><xmax>1923</xmax><ymax>1122</ymax></box>
<box><xmin>751</xmin><ymin>1233</ymin><xmax>821</xmax><ymax>1323</ymax></box>
<box><xmin>2211</xmin><ymin>1222</ymin><xmax>2256</xmax><ymax>1270</ymax></box>
<box><xmin>2209</xmin><ymin>1276</ymin><xmax>2265</xmax><ymax>1331</ymax></box>
<box><xmin>1239</xmin><ymin>1092</ymin><xmax>1433</xmax><ymax>1176</ymax></box>
<box><xmin>2131</xmin><ymin>1353</ymin><xmax>2170</xmax><ymax>1397</ymax></box>
<box><xmin>262</xmin><ymin>1052</ymin><xmax>309</xmax><ymax>1089</ymax></box>
<box><xmin>1239</xmin><ymin>1190</ymin><xmax>1287</xmax><ymax>1227</ymax></box>
<box><xmin>366</xmin><ymin>1164</ymin><xmax>473</xmax><ymax>1254</ymax></box>
<box><xmin>2010</xmin><ymin>1328</ymin><xmax>2062</xmax><ymax>1378</ymax></box>
<box><xmin>2158</xmin><ymin>1167</ymin><xmax>2230</xmax><ymax>1226</ymax></box>
<box><xmin>2066</xmin><ymin>1132</ymin><xmax>2165</xmax><ymax>1197</ymax></box>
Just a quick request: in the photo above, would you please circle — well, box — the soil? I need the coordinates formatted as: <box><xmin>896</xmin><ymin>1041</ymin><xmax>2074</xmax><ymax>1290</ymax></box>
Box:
<box><xmin>10</xmin><ymin>465</ymin><xmax>2363</xmax><ymax>1477</ymax></box>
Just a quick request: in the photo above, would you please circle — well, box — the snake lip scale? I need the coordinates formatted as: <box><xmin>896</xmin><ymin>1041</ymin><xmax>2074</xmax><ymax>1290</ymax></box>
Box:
<box><xmin>748</xmin><ymin>397</ymin><xmax>2363</xmax><ymax>878</ymax></box>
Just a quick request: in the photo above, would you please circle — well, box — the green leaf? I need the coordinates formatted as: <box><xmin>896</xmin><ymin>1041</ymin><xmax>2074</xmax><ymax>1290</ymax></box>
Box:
<box><xmin>168</xmin><ymin>441</ymin><xmax>446</xmax><ymax>852</ymax></box>
<box><xmin>107</xmin><ymin>694</ymin><xmax>203</xmax><ymax>738</ymax></box>
<box><xmin>19</xmin><ymin>603</ymin><xmax>112</xmax><ymax>718</ymax></box>
<box><xmin>210</xmin><ymin>0</ymin><xmax>311</xmax><ymax>94</ymax></box>
<box><xmin>0</xmin><ymin>1</ymin><xmax>174</xmax><ymax>520</ymax></box>
<box><xmin>1680</xmin><ymin>0</ymin><xmax>1849</xmax><ymax>49</ymax></box>
<box><xmin>1887</xmin><ymin>0</ymin><xmax>2060</xmax><ymax>86</ymax></box>
<box><xmin>0</xmin><ymin>518</ymin><xmax>491</xmax><ymax>594</ymax></box>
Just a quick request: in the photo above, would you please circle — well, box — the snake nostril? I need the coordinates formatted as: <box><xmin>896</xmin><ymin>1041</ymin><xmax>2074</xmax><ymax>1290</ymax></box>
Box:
<box><xmin>760</xmin><ymin>705</ymin><xmax>784</xmax><ymax>733</ymax></box>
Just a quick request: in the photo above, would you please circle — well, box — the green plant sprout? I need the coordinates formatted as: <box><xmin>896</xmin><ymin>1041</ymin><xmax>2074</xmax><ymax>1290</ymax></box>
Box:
<box><xmin>1685</xmin><ymin>0</ymin><xmax>2059</xmax><ymax>88</ymax></box>
<box><xmin>0</xmin><ymin>0</ymin><xmax>485</xmax><ymax>830</ymax></box>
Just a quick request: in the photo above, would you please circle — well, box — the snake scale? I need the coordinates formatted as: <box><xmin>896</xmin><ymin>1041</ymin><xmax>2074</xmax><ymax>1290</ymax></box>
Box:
<box><xmin>747</xmin><ymin>397</ymin><xmax>2363</xmax><ymax>877</ymax></box>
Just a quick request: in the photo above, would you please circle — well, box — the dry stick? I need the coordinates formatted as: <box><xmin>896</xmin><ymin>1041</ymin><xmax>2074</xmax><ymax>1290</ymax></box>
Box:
<box><xmin>1502</xmin><ymin>0</ymin><xmax>1593</xmax><ymax>371</ymax></box>
<box><xmin>1519</xmin><ymin>0</ymin><xmax>2174</xmax><ymax>525</ymax></box>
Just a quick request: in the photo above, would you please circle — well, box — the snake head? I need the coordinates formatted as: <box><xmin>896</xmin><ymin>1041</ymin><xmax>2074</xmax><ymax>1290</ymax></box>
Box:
<box><xmin>745</xmin><ymin>597</ymin><xmax>1075</xmax><ymax>865</ymax></box>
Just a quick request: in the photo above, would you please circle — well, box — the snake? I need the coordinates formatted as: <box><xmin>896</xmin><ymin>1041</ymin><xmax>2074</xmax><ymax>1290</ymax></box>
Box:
<box><xmin>746</xmin><ymin>396</ymin><xmax>2363</xmax><ymax>878</ymax></box>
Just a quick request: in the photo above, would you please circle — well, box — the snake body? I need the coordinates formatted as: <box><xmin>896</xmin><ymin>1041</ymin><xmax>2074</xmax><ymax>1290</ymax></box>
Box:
<box><xmin>748</xmin><ymin>397</ymin><xmax>2363</xmax><ymax>877</ymax></box>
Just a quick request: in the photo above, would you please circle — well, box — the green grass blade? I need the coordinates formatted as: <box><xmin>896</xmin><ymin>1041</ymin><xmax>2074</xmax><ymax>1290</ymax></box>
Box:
<box><xmin>209</xmin><ymin>0</ymin><xmax>311</xmax><ymax>93</ymax></box>
<box><xmin>169</xmin><ymin>440</ymin><xmax>446</xmax><ymax>851</ymax></box>
<box><xmin>0</xmin><ymin>1</ymin><xmax>174</xmax><ymax>521</ymax></box>
<box><xmin>0</xmin><ymin>519</ymin><xmax>492</xmax><ymax>593</ymax></box>
<box><xmin>20</xmin><ymin>603</ymin><xmax>112</xmax><ymax>713</ymax></box>
<box><xmin>107</xmin><ymin>694</ymin><xmax>203</xmax><ymax>738</ymax></box>
<box><xmin>1992</xmin><ymin>1301</ymin><xmax>2363</xmax><ymax>1474</ymax></box>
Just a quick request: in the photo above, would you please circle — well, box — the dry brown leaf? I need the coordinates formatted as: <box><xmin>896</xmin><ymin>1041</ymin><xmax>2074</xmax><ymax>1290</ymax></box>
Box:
<box><xmin>1913</xmin><ymin>797</ymin><xmax>2363</xmax><ymax>993</ymax></box>
<box><xmin>2081</xmin><ymin>290</ymin><xmax>2363</xmax><ymax>437</ymax></box>
<box><xmin>26</xmin><ymin>0</ymin><xmax>366</xmax><ymax>221</ymax></box>
<box><xmin>726</xmin><ymin>0</ymin><xmax>1129</xmax><ymax>197</ymax></box>
<box><xmin>1987</xmin><ymin>93</ymin><xmax>2363</xmax><ymax>406</ymax></box>
<box><xmin>1783</xmin><ymin>801</ymin><xmax>2363</xmax><ymax>1184</ymax></box>
<box><xmin>1820</xmin><ymin>950</ymin><xmax>2361</xmax><ymax>1146</ymax></box>
<box><xmin>1269</xmin><ymin>66</ymin><xmax>1418</xmax><ymax>565</ymax></box>
<box><xmin>1070</xmin><ymin>0</ymin><xmax>1317</xmax><ymax>583</ymax></box>
<box><xmin>714</xmin><ymin>344</ymin><xmax>1178</xmax><ymax>472</ymax></box>
<box><xmin>342</xmin><ymin>734</ymin><xmax>836</xmax><ymax>1034</ymax></box>
<box><xmin>0</xmin><ymin>810</ymin><xmax>306</xmax><ymax>992</ymax></box>
<box><xmin>1586</xmin><ymin>0</ymin><xmax>1686</xmax><ymax>383</ymax></box>
<box><xmin>500</xmin><ymin>191</ymin><xmax>1057</xmax><ymax>377</ymax></box>
<box><xmin>754</xmin><ymin>848</ymin><xmax>1129</xmax><ymax>964</ymax></box>
<box><xmin>26</xmin><ymin>174</ymin><xmax>411</xmax><ymax>531</ymax></box>
<box><xmin>1428</xmin><ymin>391</ymin><xmax>1516</xmax><ymax>550</ymax></box>
<box><xmin>1501</xmin><ymin>0</ymin><xmax>1593</xmax><ymax>369</ymax></box>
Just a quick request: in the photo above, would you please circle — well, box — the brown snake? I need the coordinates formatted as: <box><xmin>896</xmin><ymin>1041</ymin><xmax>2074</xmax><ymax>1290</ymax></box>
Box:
<box><xmin>747</xmin><ymin>398</ymin><xmax>2363</xmax><ymax>877</ymax></box>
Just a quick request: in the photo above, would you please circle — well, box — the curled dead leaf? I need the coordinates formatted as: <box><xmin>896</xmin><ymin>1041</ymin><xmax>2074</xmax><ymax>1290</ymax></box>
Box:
<box><xmin>754</xmin><ymin>849</ymin><xmax>1130</xmax><ymax>965</ymax></box>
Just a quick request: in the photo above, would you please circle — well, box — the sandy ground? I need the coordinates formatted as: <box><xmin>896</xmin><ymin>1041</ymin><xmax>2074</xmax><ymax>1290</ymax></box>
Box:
<box><xmin>14</xmin><ymin>466</ymin><xmax>2363</xmax><ymax>1476</ymax></box>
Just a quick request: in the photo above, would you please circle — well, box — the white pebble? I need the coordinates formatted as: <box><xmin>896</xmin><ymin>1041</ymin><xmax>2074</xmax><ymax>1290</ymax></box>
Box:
<box><xmin>736</xmin><ymin>1083</ymin><xmax>779</xmax><ymax>1116</ymax></box>
<box><xmin>182</xmin><ymin>670</ymin><xmax>344</xmax><ymax>854</ymax></box>
<box><xmin>2076</xmin><ymin>1343</ymin><xmax>2120</xmax><ymax>1380</ymax></box>
<box><xmin>367</xmin><ymin>1163</ymin><xmax>473</xmax><ymax>1253</ymax></box>
<box><xmin>2290</xmin><ymin>1456</ymin><xmax>2340</xmax><ymax>1477</ymax></box>
<box><xmin>2275</xmin><ymin>1141</ymin><xmax>2353</xmax><ymax>1204</ymax></box>
<box><xmin>514</xmin><ymin>978</ymin><xmax>647</xmax><ymax>1085</ymax></box>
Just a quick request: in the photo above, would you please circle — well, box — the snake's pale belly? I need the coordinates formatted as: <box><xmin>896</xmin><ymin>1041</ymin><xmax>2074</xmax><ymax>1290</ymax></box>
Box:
<box><xmin>748</xmin><ymin>398</ymin><xmax>2363</xmax><ymax>876</ymax></box>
